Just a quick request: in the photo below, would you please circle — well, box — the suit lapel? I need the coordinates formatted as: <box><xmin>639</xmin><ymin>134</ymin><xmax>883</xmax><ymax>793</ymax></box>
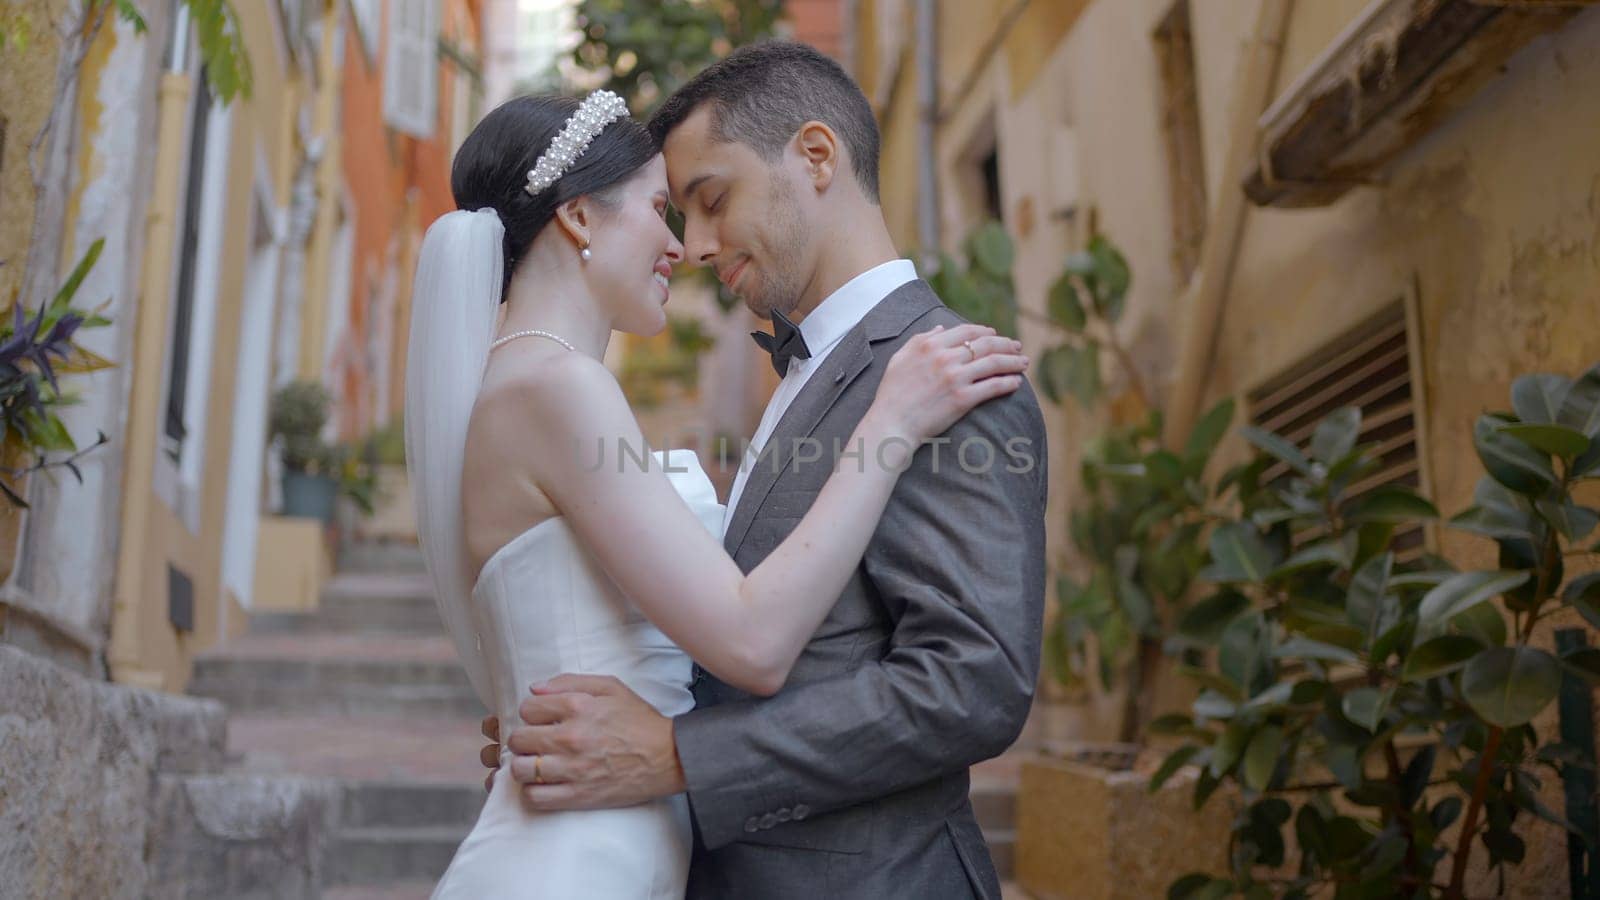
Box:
<box><xmin>722</xmin><ymin>334</ymin><xmax>871</xmax><ymax>556</ymax></box>
<box><xmin>722</xmin><ymin>280</ymin><xmax>943</xmax><ymax>557</ymax></box>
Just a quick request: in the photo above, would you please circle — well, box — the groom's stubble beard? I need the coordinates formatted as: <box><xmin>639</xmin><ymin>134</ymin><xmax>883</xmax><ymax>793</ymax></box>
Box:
<box><xmin>743</xmin><ymin>169</ymin><xmax>811</xmax><ymax>321</ymax></box>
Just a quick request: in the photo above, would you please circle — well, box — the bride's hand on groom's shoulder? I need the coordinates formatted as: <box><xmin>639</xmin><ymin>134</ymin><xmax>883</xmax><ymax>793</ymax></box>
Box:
<box><xmin>869</xmin><ymin>323</ymin><xmax>1029</xmax><ymax>445</ymax></box>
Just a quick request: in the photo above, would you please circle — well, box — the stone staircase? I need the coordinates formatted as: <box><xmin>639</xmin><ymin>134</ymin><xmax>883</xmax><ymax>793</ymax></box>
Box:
<box><xmin>191</xmin><ymin>546</ymin><xmax>485</xmax><ymax>898</ymax></box>
<box><xmin>191</xmin><ymin>542</ymin><xmax>1024</xmax><ymax>897</ymax></box>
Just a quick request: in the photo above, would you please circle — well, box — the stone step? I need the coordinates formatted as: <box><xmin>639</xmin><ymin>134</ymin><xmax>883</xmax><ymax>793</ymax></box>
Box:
<box><xmin>148</xmin><ymin>773</ymin><xmax>340</xmax><ymax>897</ymax></box>
<box><xmin>198</xmin><ymin>678</ymin><xmax>480</xmax><ymax>718</ymax></box>
<box><xmin>225</xmin><ymin>715</ymin><xmax>485</xmax><ymax>784</ymax></box>
<box><xmin>324</xmin><ymin>825</ymin><xmax>467</xmax><ymax>886</ymax></box>
<box><xmin>971</xmin><ymin>753</ymin><xmax>1020</xmax><ymax>881</ymax></box>
<box><xmin>324</xmin><ymin>882</ymin><xmax>436</xmax><ymax>900</ymax></box>
<box><xmin>987</xmin><ymin>828</ymin><xmax>1016</xmax><ymax>881</ymax></box>
<box><xmin>337</xmin><ymin>541</ymin><xmax>428</xmax><ymax>575</ymax></box>
<box><xmin>191</xmin><ymin>634</ymin><xmax>483</xmax><ymax>718</ymax></box>
<box><xmin>250</xmin><ymin>573</ymin><xmax>443</xmax><ymax>637</ymax></box>
<box><xmin>340</xmin><ymin>780</ymin><xmax>485</xmax><ymax>830</ymax></box>
<box><xmin>970</xmin><ymin>781</ymin><xmax>1016</xmax><ymax>834</ymax></box>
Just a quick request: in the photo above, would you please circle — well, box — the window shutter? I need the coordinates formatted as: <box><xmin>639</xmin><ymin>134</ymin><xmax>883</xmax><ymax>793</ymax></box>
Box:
<box><xmin>383</xmin><ymin>0</ymin><xmax>438</xmax><ymax>137</ymax></box>
<box><xmin>1249</xmin><ymin>302</ymin><xmax>1431</xmax><ymax>560</ymax></box>
<box><xmin>350</xmin><ymin>0</ymin><xmax>380</xmax><ymax>59</ymax></box>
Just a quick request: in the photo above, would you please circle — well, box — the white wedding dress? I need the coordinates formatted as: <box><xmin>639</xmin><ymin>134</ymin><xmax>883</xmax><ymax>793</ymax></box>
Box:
<box><xmin>430</xmin><ymin>448</ymin><xmax>724</xmax><ymax>899</ymax></box>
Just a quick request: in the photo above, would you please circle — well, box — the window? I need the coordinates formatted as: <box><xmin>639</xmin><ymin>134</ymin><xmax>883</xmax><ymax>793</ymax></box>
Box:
<box><xmin>349</xmin><ymin>0</ymin><xmax>379</xmax><ymax>61</ymax></box>
<box><xmin>950</xmin><ymin>111</ymin><xmax>1000</xmax><ymax>235</ymax></box>
<box><xmin>383</xmin><ymin>0</ymin><xmax>439</xmax><ymax>138</ymax></box>
<box><xmin>979</xmin><ymin>148</ymin><xmax>1002</xmax><ymax>223</ymax></box>
<box><xmin>155</xmin><ymin>9</ymin><xmax>233</xmax><ymax>533</ymax></box>
<box><xmin>161</xmin><ymin>69</ymin><xmax>213</xmax><ymax>460</ymax></box>
<box><xmin>1153</xmin><ymin>0</ymin><xmax>1207</xmax><ymax>283</ymax></box>
<box><xmin>1249</xmin><ymin>302</ymin><xmax>1431</xmax><ymax>559</ymax></box>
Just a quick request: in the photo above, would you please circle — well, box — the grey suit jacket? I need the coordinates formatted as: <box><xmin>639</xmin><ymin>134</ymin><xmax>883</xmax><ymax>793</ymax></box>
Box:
<box><xmin>674</xmin><ymin>280</ymin><xmax>1048</xmax><ymax>900</ymax></box>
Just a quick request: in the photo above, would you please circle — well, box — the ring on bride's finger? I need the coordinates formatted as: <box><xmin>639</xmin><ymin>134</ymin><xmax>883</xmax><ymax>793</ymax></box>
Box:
<box><xmin>533</xmin><ymin>753</ymin><xmax>544</xmax><ymax>784</ymax></box>
<box><xmin>963</xmin><ymin>340</ymin><xmax>976</xmax><ymax>362</ymax></box>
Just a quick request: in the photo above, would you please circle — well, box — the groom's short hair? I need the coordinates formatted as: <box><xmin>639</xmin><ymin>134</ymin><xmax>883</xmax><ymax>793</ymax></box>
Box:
<box><xmin>649</xmin><ymin>41</ymin><xmax>881</xmax><ymax>204</ymax></box>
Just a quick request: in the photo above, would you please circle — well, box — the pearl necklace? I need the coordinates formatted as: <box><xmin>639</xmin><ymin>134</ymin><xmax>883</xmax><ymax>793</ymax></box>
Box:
<box><xmin>490</xmin><ymin>329</ymin><xmax>577</xmax><ymax>352</ymax></box>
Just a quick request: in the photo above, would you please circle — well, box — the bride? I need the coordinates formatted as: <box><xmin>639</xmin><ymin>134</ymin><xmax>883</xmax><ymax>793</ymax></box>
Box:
<box><xmin>406</xmin><ymin>91</ymin><xmax>1029</xmax><ymax>899</ymax></box>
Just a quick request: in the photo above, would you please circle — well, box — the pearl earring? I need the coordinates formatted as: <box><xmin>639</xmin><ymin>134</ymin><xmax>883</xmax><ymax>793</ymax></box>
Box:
<box><xmin>580</xmin><ymin>244</ymin><xmax>592</xmax><ymax>262</ymax></box>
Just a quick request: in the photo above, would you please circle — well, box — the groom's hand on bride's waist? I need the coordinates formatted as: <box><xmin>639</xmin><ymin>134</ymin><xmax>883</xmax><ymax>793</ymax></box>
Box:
<box><xmin>494</xmin><ymin>674</ymin><xmax>687</xmax><ymax>810</ymax></box>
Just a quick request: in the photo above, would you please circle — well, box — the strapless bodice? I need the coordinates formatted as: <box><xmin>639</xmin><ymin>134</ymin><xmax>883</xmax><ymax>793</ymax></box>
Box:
<box><xmin>468</xmin><ymin>448</ymin><xmax>725</xmax><ymax>734</ymax></box>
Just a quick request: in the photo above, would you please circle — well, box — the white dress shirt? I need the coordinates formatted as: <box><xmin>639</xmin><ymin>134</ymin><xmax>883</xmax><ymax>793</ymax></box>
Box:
<box><xmin>722</xmin><ymin>259</ymin><xmax>919</xmax><ymax>537</ymax></box>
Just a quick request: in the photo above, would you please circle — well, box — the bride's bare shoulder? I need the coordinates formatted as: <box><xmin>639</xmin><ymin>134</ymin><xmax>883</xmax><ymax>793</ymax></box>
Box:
<box><xmin>471</xmin><ymin>350</ymin><xmax>636</xmax><ymax>451</ymax></box>
<box><xmin>462</xmin><ymin>352</ymin><xmax>639</xmax><ymax>568</ymax></box>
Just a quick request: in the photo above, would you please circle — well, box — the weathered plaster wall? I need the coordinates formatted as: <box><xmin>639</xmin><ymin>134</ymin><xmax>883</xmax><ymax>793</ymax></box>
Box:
<box><xmin>17</xmin><ymin>5</ymin><xmax>169</xmax><ymax>662</ymax></box>
<box><xmin>0</xmin><ymin>0</ymin><xmax>69</xmax><ymax>308</ymax></box>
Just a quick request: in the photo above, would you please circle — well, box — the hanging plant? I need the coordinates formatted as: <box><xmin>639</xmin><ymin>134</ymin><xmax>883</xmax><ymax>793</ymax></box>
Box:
<box><xmin>0</xmin><ymin>240</ymin><xmax>116</xmax><ymax>507</ymax></box>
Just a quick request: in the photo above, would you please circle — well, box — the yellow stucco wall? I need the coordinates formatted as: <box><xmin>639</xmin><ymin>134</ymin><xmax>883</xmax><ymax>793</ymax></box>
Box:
<box><xmin>110</xmin><ymin>4</ymin><xmax>338</xmax><ymax>690</ymax></box>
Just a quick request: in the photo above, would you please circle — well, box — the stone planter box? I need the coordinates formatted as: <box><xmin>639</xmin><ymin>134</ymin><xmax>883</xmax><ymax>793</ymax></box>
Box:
<box><xmin>1016</xmin><ymin>751</ymin><xmax>1234</xmax><ymax>900</ymax></box>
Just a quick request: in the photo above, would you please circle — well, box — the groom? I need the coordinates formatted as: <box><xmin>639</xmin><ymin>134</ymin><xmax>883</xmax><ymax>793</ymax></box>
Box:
<box><xmin>485</xmin><ymin>42</ymin><xmax>1047</xmax><ymax>900</ymax></box>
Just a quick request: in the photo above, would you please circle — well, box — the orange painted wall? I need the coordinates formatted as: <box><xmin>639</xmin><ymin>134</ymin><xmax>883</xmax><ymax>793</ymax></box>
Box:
<box><xmin>337</xmin><ymin>0</ymin><xmax>482</xmax><ymax>437</ymax></box>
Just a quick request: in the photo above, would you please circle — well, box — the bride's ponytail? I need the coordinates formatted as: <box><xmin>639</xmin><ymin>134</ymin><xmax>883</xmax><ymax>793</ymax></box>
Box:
<box><xmin>404</xmin><ymin>208</ymin><xmax>503</xmax><ymax>710</ymax></box>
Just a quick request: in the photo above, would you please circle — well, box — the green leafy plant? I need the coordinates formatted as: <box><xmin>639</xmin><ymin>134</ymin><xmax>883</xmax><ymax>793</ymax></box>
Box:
<box><xmin>1034</xmin><ymin>234</ymin><xmax>1150</xmax><ymax>411</ymax></box>
<box><xmin>1154</xmin><ymin>363</ymin><xmax>1600</xmax><ymax>899</ymax></box>
<box><xmin>1051</xmin><ymin>396</ymin><xmax>1237</xmax><ymax>742</ymax></box>
<box><xmin>333</xmin><ymin>443</ymin><xmax>378</xmax><ymax>516</ymax></box>
<box><xmin>571</xmin><ymin>0</ymin><xmax>784</xmax><ymax>114</ymax></box>
<box><xmin>1001</xmin><ymin>230</ymin><xmax>1202</xmax><ymax>742</ymax></box>
<box><xmin>921</xmin><ymin>221</ymin><xmax>1020</xmax><ymax>339</ymax></box>
<box><xmin>360</xmin><ymin>417</ymin><xmax>406</xmax><ymax>468</ymax></box>
<box><xmin>99</xmin><ymin>0</ymin><xmax>252</xmax><ymax>102</ymax></box>
<box><xmin>0</xmin><ymin>240</ymin><xmax>116</xmax><ymax>507</ymax></box>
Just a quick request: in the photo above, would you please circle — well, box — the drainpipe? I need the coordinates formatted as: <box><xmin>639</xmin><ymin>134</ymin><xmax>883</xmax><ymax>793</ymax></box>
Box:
<box><xmin>841</xmin><ymin>0</ymin><xmax>859</xmax><ymax>78</ymax></box>
<box><xmin>1162</xmin><ymin>0</ymin><xmax>1295</xmax><ymax>446</ymax></box>
<box><xmin>914</xmin><ymin>0</ymin><xmax>940</xmax><ymax>264</ymax></box>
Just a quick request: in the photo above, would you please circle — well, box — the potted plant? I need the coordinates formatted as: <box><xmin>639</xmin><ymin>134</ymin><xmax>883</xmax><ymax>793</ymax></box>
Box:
<box><xmin>269</xmin><ymin>379</ymin><xmax>341</xmax><ymax>522</ymax></box>
<box><xmin>0</xmin><ymin>241</ymin><xmax>115</xmax><ymax>579</ymax></box>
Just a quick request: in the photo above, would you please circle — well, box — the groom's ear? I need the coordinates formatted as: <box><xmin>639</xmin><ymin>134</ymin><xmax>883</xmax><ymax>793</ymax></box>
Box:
<box><xmin>794</xmin><ymin>121</ymin><xmax>840</xmax><ymax>194</ymax></box>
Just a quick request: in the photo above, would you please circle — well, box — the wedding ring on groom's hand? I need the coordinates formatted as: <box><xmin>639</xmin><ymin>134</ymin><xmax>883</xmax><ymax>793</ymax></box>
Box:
<box><xmin>533</xmin><ymin>753</ymin><xmax>545</xmax><ymax>784</ymax></box>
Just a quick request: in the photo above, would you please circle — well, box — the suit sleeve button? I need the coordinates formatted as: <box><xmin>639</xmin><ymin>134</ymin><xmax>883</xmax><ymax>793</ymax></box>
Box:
<box><xmin>759</xmin><ymin>813</ymin><xmax>778</xmax><ymax>829</ymax></box>
<box><xmin>776</xmin><ymin>808</ymin><xmax>793</xmax><ymax>823</ymax></box>
<box><xmin>792</xmin><ymin>804</ymin><xmax>810</xmax><ymax>820</ymax></box>
<box><xmin>744</xmin><ymin>816</ymin><xmax>760</xmax><ymax>833</ymax></box>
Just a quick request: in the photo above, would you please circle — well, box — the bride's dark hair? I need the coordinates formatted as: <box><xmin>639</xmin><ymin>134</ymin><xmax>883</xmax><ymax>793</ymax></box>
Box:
<box><xmin>450</xmin><ymin>94</ymin><xmax>657</xmax><ymax>300</ymax></box>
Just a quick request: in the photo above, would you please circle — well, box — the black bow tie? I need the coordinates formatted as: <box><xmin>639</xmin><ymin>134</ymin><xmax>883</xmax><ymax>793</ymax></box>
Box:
<box><xmin>750</xmin><ymin>310</ymin><xmax>811</xmax><ymax>377</ymax></box>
